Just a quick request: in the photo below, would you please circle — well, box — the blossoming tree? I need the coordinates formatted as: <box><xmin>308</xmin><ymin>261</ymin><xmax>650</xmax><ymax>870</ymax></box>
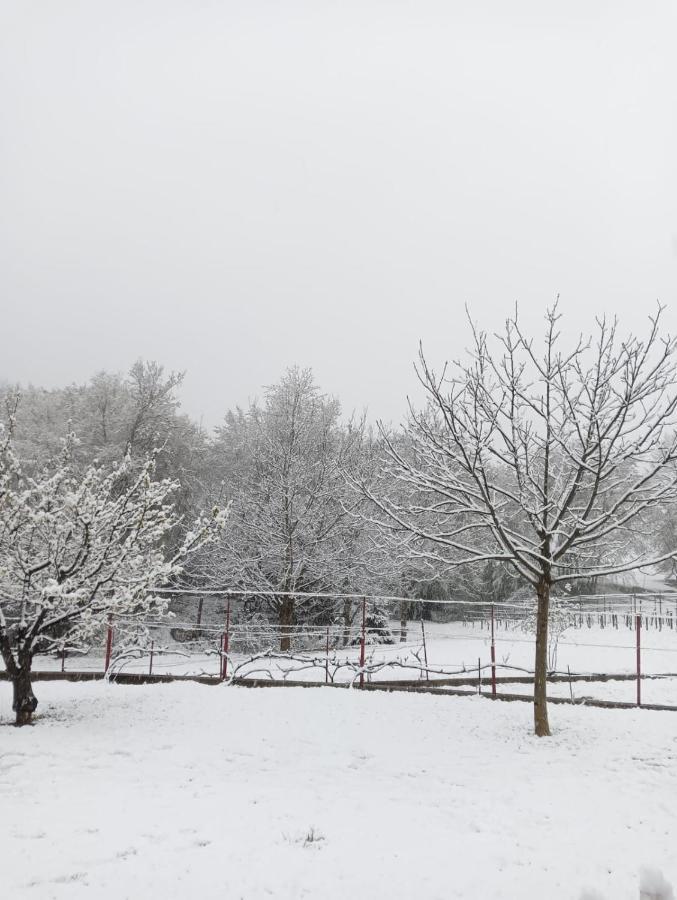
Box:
<box><xmin>0</xmin><ymin>412</ymin><xmax>224</xmax><ymax>725</ymax></box>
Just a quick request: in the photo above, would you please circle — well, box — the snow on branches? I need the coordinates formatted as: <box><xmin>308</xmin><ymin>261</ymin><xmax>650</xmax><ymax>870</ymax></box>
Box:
<box><xmin>201</xmin><ymin>367</ymin><xmax>369</xmax><ymax>650</ymax></box>
<box><xmin>0</xmin><ymin>418</ymin><xmax>224</xmax><ymax>723</ymax></box>
<box><xmin>354</xmin><ymin>304</ymin><xmax>677</xmax><ymax>736</ymax></box>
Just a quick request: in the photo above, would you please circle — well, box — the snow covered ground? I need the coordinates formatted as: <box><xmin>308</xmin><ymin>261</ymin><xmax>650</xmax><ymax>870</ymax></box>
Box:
<box><xmin>1</xmin><ymin>680</ymin><xmax>676</xmax><ymax>899</ymax></box>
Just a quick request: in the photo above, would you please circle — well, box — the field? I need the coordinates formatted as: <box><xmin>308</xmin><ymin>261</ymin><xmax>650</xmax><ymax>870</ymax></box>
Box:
<box><xmin>1</xmin><ymin>679</ymin><xmax>676</xmax><ymax>900</ymax></box>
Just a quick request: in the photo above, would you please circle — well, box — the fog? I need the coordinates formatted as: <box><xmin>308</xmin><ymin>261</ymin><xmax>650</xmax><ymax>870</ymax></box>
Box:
<box><xmin>1</xmin><ymin>1</ymin><xmax>675</xmax><ymax>425</ymax></box>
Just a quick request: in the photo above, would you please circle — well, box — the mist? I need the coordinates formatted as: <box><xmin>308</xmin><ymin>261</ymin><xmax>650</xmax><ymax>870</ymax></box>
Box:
<box><xmin>1</xmin><ymin>1</ymin><xmax>675</xmax><ymax>425</ymax></box>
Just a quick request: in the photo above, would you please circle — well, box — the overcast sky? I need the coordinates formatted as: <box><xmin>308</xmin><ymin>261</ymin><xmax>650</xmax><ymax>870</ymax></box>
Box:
<box><xmin>1</xmin><ymin>1</ymin><xmax>676</xmax><ymax>427</ymax></box>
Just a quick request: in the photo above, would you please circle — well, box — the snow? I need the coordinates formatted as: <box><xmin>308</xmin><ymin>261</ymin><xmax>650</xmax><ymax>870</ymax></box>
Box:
<box><xmin>640</xmin><ymin>867</ymin><xmax>675</xmax><ymax>900</ymax></box>
<box><xmin>2</xmin><ymin>680</ymin><xmax>676</xmax><ymax>899</ymax></box>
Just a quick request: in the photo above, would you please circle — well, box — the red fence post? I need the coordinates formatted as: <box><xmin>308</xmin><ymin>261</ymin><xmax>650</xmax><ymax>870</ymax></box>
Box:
<box><xmin>636</xmin><ymin>613</ymin><xmax>641</xmax><ymax>707</ymax></box>
<box><xmin>104</xmin><ymin>615</ymin><xmax>114</xmax><ymax>674</ymax></box>
<box><xmin>490</xmin><ymin>604</ymin><xmax>497</xmax><ymax>699</ymax></box>
<box><xmin>325</xmin><ymin>626</ymin><xmax>330</xmax><ymax>684</ymax></box>
<box><xmin>359</xmin><ymin>597</ymin><xmax>366</xmax><ymax>689</ymax></box>
<box><xmin>420</xmin><ymin>619</ymin><xmax>429</xmax><ymax>682</ymax></box>
<box><xmin>221</xmin><ymin>597</ymin><xmax>231</xmax><ymax>681</ymax></box>
<box><xmin>61</xmin><ymin>646</ymin><xmax>66</xmax><ymax>673</ymax></box>
<box><xmin>149</xmin><ymin>640</ymin><xmax>154</xmax><ymax>676</ymax></box>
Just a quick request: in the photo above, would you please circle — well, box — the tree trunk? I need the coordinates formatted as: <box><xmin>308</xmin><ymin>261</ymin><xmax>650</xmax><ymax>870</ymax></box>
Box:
<box><xmin>399</xmin><ymin>599</ymin><xmax>408</xmax><ymax>643</ymax></box>
<box><xmin>13</xmin><ymin>662</ymin><xmax>38</xmax><ymax>727</ymax></box>
<box><xmin>279</xmin><ymin>596</ymin><xmax>295</xmax><ymax>652</ymax></box>
<box><xmin>342</xmin><ymin>598</ymin><xmax>353</xmax><ymax>647</ymax></box>
<box><xmin>534</xmin><ymin>578</ymin><xmax>551</xmax><ymax>737</ymax></box>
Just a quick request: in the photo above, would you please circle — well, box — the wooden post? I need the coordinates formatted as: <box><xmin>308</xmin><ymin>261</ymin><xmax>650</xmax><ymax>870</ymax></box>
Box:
<box><xmin>104</xmin><ymin>615</ymin><xmax>114</xmax><ymax>674</ymax></box>
<box><xmin>490</xmin><ymin>604</ymin><xmax>497</xmax><ymax>699</ymax></box>
<box><xmin>197</xmin><ymin>596</ymin><xmax>204</xmax><ymax>627</ymax></box>
<box><xmin>636</xmin><ymin>613</ymin><xmax>641</xmax><ymax>707</ymax></box>
<box><xmin>325</xmin><ymin>627</ymin><xmax>330</xmax><ymax>684</ymax></box>
<box><xmin>149</xmin><ymin>640</ymin><xmax>154</xmax><ymax>676</ymax></box>
<box><xmin>221</xmin><ymin>597</ymin><xmax>231</xmax><ymax>680</ymax></box>
<box><xmin>420</xmin><ymin>619</ymin><xmax>430</xmax><ymax>682</ymax></box>
<box><xmin>477</xmin><ymin>657</ymin><xmax>482</xmax><ymax>694</ymax></box>
<box><xmin>61</xmin><ymin>646</ymin><xmax>66</xmax><ymax>673</ymax></box>
<box><xmin>567</xmin><ymin>665</ymin><xmax>573</xmax><ymax>701</ymax></box>
<box><xmin>359</xmin><ymin>597</ymin><xmax>366</xmax><ymax>689</ymax></box>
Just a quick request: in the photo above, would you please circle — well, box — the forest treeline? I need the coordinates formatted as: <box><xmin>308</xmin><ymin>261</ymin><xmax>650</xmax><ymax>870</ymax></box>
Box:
<box><xmin>0</xmin><ymin>362</ymin><xmax>460</xmax><ymax>641</ymax></box>
<box><xmin>3</xmin><ymin>350</ymin><xmax>675</xmax><ymax>627</ymax></box>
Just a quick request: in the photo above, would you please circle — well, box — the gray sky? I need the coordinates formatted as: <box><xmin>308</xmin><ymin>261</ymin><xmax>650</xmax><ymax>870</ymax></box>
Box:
<box><xmin>2</xmin><ymin>1</ymin><xmax>676</xmax><ymax>426</ymax></box>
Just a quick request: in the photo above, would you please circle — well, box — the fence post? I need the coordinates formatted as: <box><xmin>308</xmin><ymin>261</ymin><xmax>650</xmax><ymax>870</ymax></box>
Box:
<box><xmin>221</xmin><ymin>597</ymin><xmax>231</xmax><ymax>681</ymax></box>
<box><xmin>636</xmin><ymin>613</ymin><xmax>641</xmax><ymax>707</ymax></box>
<box><xmin>420</xmin><ymin>619</ymin><xmax>430</xmax><ymax>682</ymax></box>
<box><xmin>477</xmin><ymin>657</ymin><xmax>482</xmax><ymax>694</ymax></box>
<box><xmin>325</xmin><ymin>626</ymin><xmax>330</xmax><ymax>684</ymax></box>
<box><xmin>490</xmin><ymin>604</ymin><xmax>497</xmax><ymax>699</ymax></box>
<box><xmin>197</xmin><ymin>596</ymin><xmax>204</xmax><ymax>627</ymax></box>
<box><xmin>104</xmin><ymin>615</ymin><xmax>114</xmax><ymax>674</ymax></box>
<box><xmin>61</xmin><ymin>646</ymin><xmax>66</xmax><ymax>674</ymax></box>
<box><xmin>359</xmin><ymin>597</ymin><xmax>366</xmax><ymax>689</ymax></box>
<box><xmin>149</xmin><ymin>640</ymin><xmax>154</xmax><ymax>676</ymax></box>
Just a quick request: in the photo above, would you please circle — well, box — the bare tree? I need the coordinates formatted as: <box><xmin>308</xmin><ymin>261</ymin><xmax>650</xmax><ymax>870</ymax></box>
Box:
<box><xmin>356</xmin><ymin>305</ymin><xmax>677</xmax><ymax>736</ymax></box>
<box><xmin>125</xmin><ymin>360</ymin><xmax>185</xmax><ymax>456</ymax></box>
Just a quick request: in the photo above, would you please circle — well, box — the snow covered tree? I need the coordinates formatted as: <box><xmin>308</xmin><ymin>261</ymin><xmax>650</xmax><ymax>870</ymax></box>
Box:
<box><xmin>0</xmin><ymin>362</ymin><xmax>211</xmax><ymax>545</ymax></box>
<box><xmin>351</xmin><ymin>603</ymin><xmax>395</xmax><ymax>645</ymax></box>
<box><xmin>0</xmin><ymin>410</ymin><xmax>223</xmax><ymax>725</ymax></box>
<box><xmin>202</xmin><ymin>367</ymin><xmax>368</xmax><ymax>650</ymax></box>
<box><xmin>0</xmin><ymin>360</ymin><xmax>199</xmax><ymax>478</ymax></box>
<box><xmin>356</xmin><ymin>305</ymin><xmax>677</xmax><ymax>736</ymax></box>
<box><xmin>124</xmin><ymin>359</ymin><xmax>185</xmax><ymax>456</ymax></box>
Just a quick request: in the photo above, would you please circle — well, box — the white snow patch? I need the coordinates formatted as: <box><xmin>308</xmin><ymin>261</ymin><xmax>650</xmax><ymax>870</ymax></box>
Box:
<box><xmin>640</xmin><ymin>867</ymin><xmax>675</xmax><ymax>900</ymax></box>
<box><xmin>1</xmin><ymin>681</ymin><xmax>676</xmax><ymax>899</ymax></box>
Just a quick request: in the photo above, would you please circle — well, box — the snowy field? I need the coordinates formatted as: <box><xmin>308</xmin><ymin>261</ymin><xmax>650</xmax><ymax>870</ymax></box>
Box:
<box><xmin>1</xmin><ymin>680</ymin><xmax>676</xmax><ymax>900</ymax></box>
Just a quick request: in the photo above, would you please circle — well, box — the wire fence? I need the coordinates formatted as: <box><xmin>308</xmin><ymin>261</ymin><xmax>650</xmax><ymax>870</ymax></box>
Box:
<box><xmin>23</xmin><ymin>589</ymin><xmax>677</xmax><ymax>708</ymax></box>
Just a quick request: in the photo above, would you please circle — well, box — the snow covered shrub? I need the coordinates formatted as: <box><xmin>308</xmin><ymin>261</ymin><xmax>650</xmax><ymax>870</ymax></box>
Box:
<box><xmin>230</xmin><ymin>612</ymin><xmax>279</xmax><ymax>654</ymax></box>
<box><xmin>351</xmin><ymin>605</ymin><xmax>395</xmax><ymax>645</ymax></box>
